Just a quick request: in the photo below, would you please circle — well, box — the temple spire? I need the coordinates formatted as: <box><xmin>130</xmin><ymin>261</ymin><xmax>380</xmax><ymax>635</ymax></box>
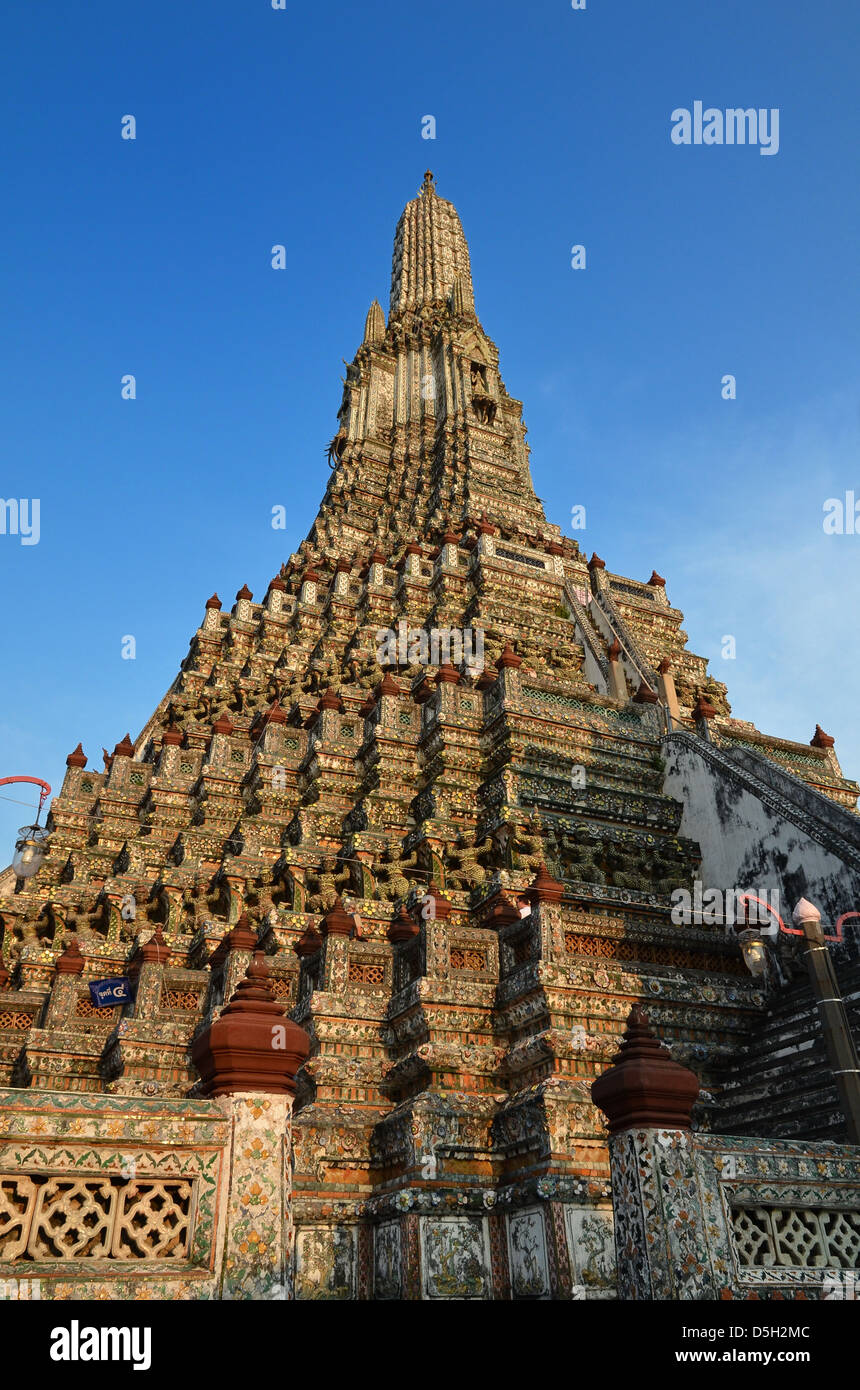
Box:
<box><xmin>363</xmin><ymin>299</ymin><xmax>385</xmax><ymax>345</ymax></box>
<box><xmin>389</xmin><ymin>172</ymin><xmax>475</xmax><ymax>318</ymax></box>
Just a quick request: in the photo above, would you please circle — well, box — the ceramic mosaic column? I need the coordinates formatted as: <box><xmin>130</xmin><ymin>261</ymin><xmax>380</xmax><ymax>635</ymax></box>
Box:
<box><xmin>192</xmin><ymin>952</ymin><xmax>310</xmax><ymax>1299</ymax></box>
<box><xmin>592</xmin><ymin>1005</ymin><xmax>716</xmax><ymax>1300</ymax></box>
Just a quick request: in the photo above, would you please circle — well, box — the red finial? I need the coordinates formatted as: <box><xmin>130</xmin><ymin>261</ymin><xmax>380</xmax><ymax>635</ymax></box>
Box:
<box><xmin>388</xmin><ymin>906</ymin><xmax>419</xmax><ymax>943</ymax></box>
<box><xmin>691</xmin><ymin>694</ymin><xmax>717</xmax><ymax>721</ymax></box>
<box><xmin>191</xmin><ymin>951</ymin><xmax>310</xmax><ymax>1097</ymax></box>
<box><xmin>527</xmin><ymin>862</ymin><xmax>564</xmax><ymax>905</ymax></box>
<box><xmin>810</xmin><ymin>724</ymin><xmax>835</xmax><ymax>749</ymax></box>
<box><xmin>591</xmin><ymin>1004</ymin><xmax>700</xmax><ymax>1134</ymax></box>
<box><xmin>435</xmin><ymin>662</ymin><xmax>460</xmax><ymax>685</ymax></box>
<box><xmin>66</xmin><ymin>743</ymin><xmax>87</xmax><ymax>769</ymax></box>
<box><xmin>633</xmin><ymin>682</ymin><xmax>660</xmax><ymax>705</ymax></box>
<box><xmin>498</xmin><ymin>641</ymin><xmax>522</xmax><ymax>669</ymax></box>
<box><xmin>55</xmin><ymin>939</ymin><xmax>85</xmax><ymax>975</ymax></box>
<box><xmin>320</xmin><ymin>896</ymin><xmax>355</xmax><ymax>938</ymax></box>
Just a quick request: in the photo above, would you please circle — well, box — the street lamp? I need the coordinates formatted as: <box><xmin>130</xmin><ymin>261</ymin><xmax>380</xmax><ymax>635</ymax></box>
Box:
<box><xmin>732</xmin><ymin>893</ymin><xmax>778</xmax><ymax>977</ymax></box>
<box><xmin>734</xmin><ymin>893</ymin><xmax>860</xmax><ymax>1144</ymax></box>
<box><xmin>790</xmin><ymin>898</ymin><xmax>860</xmax><ymax>1146</ymax></box>
<box><xmin>12</xmin><ymin>824</ymin><xmax>50</xmax><ymax>879</ymax></box>
<box><xmin>0</xmin><ymin>776</ymin><xmax>52</xmax><ymax>882</ymax></box>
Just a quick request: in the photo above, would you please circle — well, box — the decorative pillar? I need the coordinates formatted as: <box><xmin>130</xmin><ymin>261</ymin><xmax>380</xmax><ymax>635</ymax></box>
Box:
<box><xmin>203</xmin><ymin>593</ymin><xmax>222</xmax><ymax>634</ymax></box>
<box><xmin>656</xmin><ymin>658</ymin><xmax>681</xmax><ymax>727</ymax></box>
<box><xmin>333</xmin><ymin>558</ymin><xmax>351</xmax><ymax>596</ymax></box>
<box><xmin>591</xmin><ymin>1005</ymin><xmax>713</xmax><ymax>1300</ymax></box>
<box><xmin>192</xmin><ymin>952</ymin><xmax>310</xmax><ymax>1299</ymax></box>
<box><xmin>300</xmin><ymin>568</ymin><xmax>319</xmax><ymax>605</ymax></box>
<box><xmin>222</xmin><ymin>913</ymin><xmax>260</xmax><ymax>1001</ymax></box>
<box><xmin>233</xmin><ymin>583</ymin><xmax>254</xmax><ymax>624</ymax></box>
<box><xmin>606</xmin><ymin>638</ymin><xmax>628</xmax><ymax>703</ymax></box>
<box><xmin>44</xmin><ymin>938</ymin><xmax>85</xmax><ymax>1027</ymax></box>
<box><xmin>691</xmin><ymin>693</ymin><xmax>716</xmax><ymax>742</ymax></box>
<box><xmin>128</xmin><ymin>926</ymin><xmax>170</xmax><ymax>1019</ymax></box>
<box><xmin>265</xmin><ymin>575</ymin><xmax>286</xmax><ymax>616</ymax></box>
<box><xmin>523</xmin><ymin>863</ymin><xmax>565</xmax><ymax>960</ymax></box>
<box><xmin>319</xmin><ymin>896</ymin><xmax>355</xmax><ymax>994</ymax></box>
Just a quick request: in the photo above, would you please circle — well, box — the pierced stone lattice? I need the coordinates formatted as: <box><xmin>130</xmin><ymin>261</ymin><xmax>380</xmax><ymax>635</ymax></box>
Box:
<box><xmin>161</xmin><ymin>988</ymin><xmax>202</xmax><ymax>1011</ymax></box>
<box><xmin>74</xmin><ymin>998</ymin><xmax>117</xmax><ymax>1020</ymax></box>
<box><xmin>269</xmin><ymin>975</ymin><xmax>296</xmax><ymax>1003</ymax></box>
<box><xmin>0</xmin><ymin>1011</ymin><xmax>33</xmax><ymax>1031</ymax></box>
<box><xmin>450</xmin><ymin>947</ymin><xmax>488</xmax><ymax>971</ymax></box>
<box><xmin>347</xmin><ymin>961</ymin><xmax>386</xmax><ymax>985</ymax></box>
<box><xmin>564</xmin><ymin>932</ymin><xmax>745</xmax><ymax>975</ymax></box>
<box><xmin>0</xmin><ymin>1173</ymin><xmax>193</xmax><ymax>1262</ymax></box>
<box><xmin>730</xmin><ymin>1204</ymin><xmax>860</xmax><ymax>1269</ymax></box>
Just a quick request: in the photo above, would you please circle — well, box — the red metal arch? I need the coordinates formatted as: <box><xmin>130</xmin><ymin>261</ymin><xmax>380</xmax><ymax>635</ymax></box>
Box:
<box><xmin>0</xmin><ymin>776</ymin><xmax>52</xmax><ymax>818</ymax></box>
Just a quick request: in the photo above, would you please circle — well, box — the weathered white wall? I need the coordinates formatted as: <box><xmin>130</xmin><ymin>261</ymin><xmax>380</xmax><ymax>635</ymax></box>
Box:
<box><xmin>662</xmin><ymin>737</ymin><xmax>860</xmax><ymax>930</ymax></box>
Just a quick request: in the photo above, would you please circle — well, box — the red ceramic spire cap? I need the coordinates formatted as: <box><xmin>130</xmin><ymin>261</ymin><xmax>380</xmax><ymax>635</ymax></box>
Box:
<box><xmin>113</xmin><ymin>734</ymin><xmax>135</xmax><ymax>759</ymax></box>
<box><xmin>55</xmin><ymin>939</ymin><xmax>85</xmax><ymax>975</ymax></box>
<box><xmin>190</xmin><ymin>952</ymin><xmax>310</xmax><ymax>1097</ymax></box>
<box><xmin>810</xmin><ymin>724</ymin><xmax>835</xmax><ymax>749</ymax></box>
<box><xmin>591</xmin><ymin>1005</ymin><xmax>699</xmax><ymax>1134</ymax></box>
<box><xmin>139</xmin><ymin>925</ymin><xmax>170</xmax><ymax>964</ymax></box>
<box><xmin>320</xmin><ymin>896</ymin><xmax>355</xmax><ymax>937</ymax></box>
<box><xmin>497</xmin><ymin>642</ymin><xmax>521</xmax><ymax>669</ymax></box>
<box><xmin>435</xmin><ymin>661</ymin><xmax>460</xmax><ymax>685</ymax></box>
<box><xmin>205</xmin><ymin>593</ymin><xmax>222</xmax><ymax>610</ymax></box>
<box><xmin>691</xmin><ymin>694</ymin><xmax>717</xmax><ymax>720</ymax></box>
<box><xmin>422</xmin><ymin>885</ymin><xmax>452</xmax><ymax>921</ymax></box>
<box><xmin>294</xmin><ymin>924</ymin><xmax>323</xmax><ymax>958</ymax></box>
<box><xmin>633</xmin><ymin>682</ymin><xmax>660</xmax><ymax>705</ymax></box>
<box><xmin>388</xmin><ymin>906</ymin><xmax>419</xmax><ymax>943</ymax></box>
<box><xmin>227</xmin><ymin>913</ymin><xmax>259</xmax><ymax>952</ymax></box>
<box><xmin>236</xmin><ymin>584</ymin><xmax>254</xmax><ymax>602</ymax></box>
<box><xmin>66</xmin><ymin>743</ymin><xmax>87</xmax><ymax>769</ymax></box>
<box><xmin>264</xmin><ymin>700</ymin><xmax>288</xmax><ymax>725</ymax></box>
<box><xmin>526</xmin><ymin>862</ymin><xmax>564</xmax><ymax>905</ymax></box>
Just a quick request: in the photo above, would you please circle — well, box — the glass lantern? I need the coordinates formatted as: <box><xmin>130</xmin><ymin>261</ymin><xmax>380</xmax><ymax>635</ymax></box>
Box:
<box><xmin>737</xmin><ymin>927</ymin><xmax>768</xmax><ymax>976</ymax></box>
<box><xmin>12</xmin><ymin>824</ymin><xmax>49</xmax><ymax>879</ymax></box>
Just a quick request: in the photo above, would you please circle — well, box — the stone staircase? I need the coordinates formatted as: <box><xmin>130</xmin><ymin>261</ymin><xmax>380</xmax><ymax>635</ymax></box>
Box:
<box><xmin>711</xmin><ymin>950</ymin><xmax>860</xmax><ymax>1142</ymax></box>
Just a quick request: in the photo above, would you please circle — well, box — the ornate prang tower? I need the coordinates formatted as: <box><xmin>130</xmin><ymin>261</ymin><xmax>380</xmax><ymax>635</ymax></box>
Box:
<box><xmin>2</xmin><ymin>173</ymin><xmax>859</xmax><ymax>1300</ymax></box>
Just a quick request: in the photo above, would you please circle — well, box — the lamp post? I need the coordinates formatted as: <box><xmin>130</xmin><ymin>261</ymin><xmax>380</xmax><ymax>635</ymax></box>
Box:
<box><xmin>790</xmin><ymin>898</ymin><xmax>860</xmax><ymax>1145</ymax></box>
<box><xmin>733</xmin><ymin>894</ymin><xmax>860</xmax><ymax>1143</ymax></box>
<box><xmin>0</xmin><ymin>776</ymin><xmax>52</xmax><ymax>882</ymax></box>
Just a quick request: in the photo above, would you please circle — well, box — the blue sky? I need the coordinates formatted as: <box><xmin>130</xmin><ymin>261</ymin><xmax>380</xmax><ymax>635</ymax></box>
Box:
<box><xmin>1</xmin><ymin>0</ymin><xmax>858</xmax><ymax>856</ymax></box>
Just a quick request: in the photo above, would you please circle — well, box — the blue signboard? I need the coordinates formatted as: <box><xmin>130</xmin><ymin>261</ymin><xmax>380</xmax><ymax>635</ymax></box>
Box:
<box><xmin>88</xmin><ymin>977</ymin><xmax>132</xmax><ymax>1007</ymax></box>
